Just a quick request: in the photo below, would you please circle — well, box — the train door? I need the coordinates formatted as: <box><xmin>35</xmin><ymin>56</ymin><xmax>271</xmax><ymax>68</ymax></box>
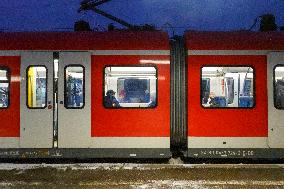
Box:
<box><xmin>20</xmin><ymin>52</ymin><xmax>54</xmax><ymax>148</ymax></box>
<box><xmin>268</xmin><ymin>52</ymin><xmax>284</xmax><ymax>148</ymax></box>
<box><xmin>224</xmin><ymin>74</ymin><xmax>239</xmax><ymax>107</ymax></box>
<box><xmin>57</xmin><ymin>52</ymin><xmax>91</xmax><ymax>148</ymax></box>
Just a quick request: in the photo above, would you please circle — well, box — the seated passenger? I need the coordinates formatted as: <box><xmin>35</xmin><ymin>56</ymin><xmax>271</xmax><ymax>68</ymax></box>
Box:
<box><xmin>104</xmin><ymin>90</ymin><xmax>121</xmax><ymax>108</ymax></box>
<box><xmin>207</xmin><ymin>92</ymin><xmax>215</xmax><ymax>106</ymax></box>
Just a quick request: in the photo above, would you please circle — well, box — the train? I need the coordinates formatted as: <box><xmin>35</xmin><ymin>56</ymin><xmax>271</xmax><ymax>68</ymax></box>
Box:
<box><xmin>0</xmin><ymin>30</ymin><xmax>284</xmax><ymax>159</ymax></box>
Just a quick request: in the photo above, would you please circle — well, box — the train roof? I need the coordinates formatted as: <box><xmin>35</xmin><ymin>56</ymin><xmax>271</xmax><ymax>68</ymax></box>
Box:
<box><xmin>185</xmin><ymin>31</ymin><xmax>284</xmax><ymax>50</ymax></box>
<box><xmin>0</xmin><ymin>31</ymin><xmax>170</xmax><ymax>50</ymax></box>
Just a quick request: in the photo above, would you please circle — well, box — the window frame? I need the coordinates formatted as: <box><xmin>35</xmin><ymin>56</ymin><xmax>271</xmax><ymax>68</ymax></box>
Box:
<box><xmin>273</xmin><ymin>64</ymin><xmax>284</xmax><ymax>110</ymax></box>
<box><xmin>0</xmin><ymin>66</ymin><xmax>10</xmax><ymax>109</ymax></box>
<box><xmin>64</xmin><ymin>64</ymin><xmax>85</xmax><ymax>109</ymax></box>
<box><xmin>26</xmin><ymin>65</ymin><xmax>48</xmax><ymax>109</ymax></box>
<box><xmin>200</xmin><ymin>65</ymin><xmax>256</xmax><ymax>109</ymax></box>
<box><xmin>103</xmin><ymin>65</ymin><xmax>158</xmax><ymax>109</ymax></box>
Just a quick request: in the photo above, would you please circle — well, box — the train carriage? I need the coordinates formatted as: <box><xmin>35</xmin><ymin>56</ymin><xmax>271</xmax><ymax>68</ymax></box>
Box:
<box><xmin>182</xmin><ymin>31</ymin><xmax>284</xmax><ymax>158</ymax></box>
<box><xmin>0</xmin><ymin>31</ymin><xmax>171</xmax><ymax>158</ymax></box>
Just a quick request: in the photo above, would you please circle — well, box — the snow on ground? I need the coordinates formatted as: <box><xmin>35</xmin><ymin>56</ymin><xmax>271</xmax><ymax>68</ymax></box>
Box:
<box><xmin>131</xmin><ymin>180</ymin><xmax>284</xmax><ymax>189</ymax></box>
<box><xmin>132</xmin><ymin>180</ymin><xmax>209</xmax><ymax>189</ymax></box>
<box><xmin>0</xmin><ymin>163</ymin><xmax>156</xmax><ymax>171</ymax></box>
<box><xmin>0</xmin><ymin>163</ymin><xmax>284</xmax><ymax>171</ymax></box>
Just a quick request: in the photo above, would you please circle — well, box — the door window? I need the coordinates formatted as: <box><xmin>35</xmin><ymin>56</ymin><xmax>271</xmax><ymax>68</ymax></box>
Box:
<box><xmin>64</xmin><ymin>65</ymin><xmax>85</xmax><ymax>108</ymax></box>
<box><xmin>274</xmin><ymin>65</ymin><xmax>284</xmax><ymax>109</ymax></box>
<box><xmin>27</xmin><ymin>66</ymin><xmax>47</xmax><ymax>108</ymax></box>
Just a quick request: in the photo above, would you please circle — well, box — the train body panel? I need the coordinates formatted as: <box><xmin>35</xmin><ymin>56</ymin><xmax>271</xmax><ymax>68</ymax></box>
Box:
<box><xmin>91</xmin><ymin>55</ymin><xmax>170</xmax><ymax>137</ymax></box>
<box><xmin>0</xmin><ymin>56</ymin><xmax>20</xmax><ymax>138</ymax></box>
<box><xmin>187</xmin><ymin>55</ymin><xmax>268</xmax><ymax>137</ymax></box>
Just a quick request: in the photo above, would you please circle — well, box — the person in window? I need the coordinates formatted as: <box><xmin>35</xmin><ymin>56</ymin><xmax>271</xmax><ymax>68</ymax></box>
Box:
<box><xmin>118</xmin><ymin>89</ymin><xmax>128</xmax><ymax>103</ymax></box>
<box><xmin>66</xmin><ymin>73</ymin><xmax>74</xmax><ymax>106</ymax></box>
<box><xmin>73</xmin><ymin>82</ymin><xmax>81</xmax><ymax>107</ymax></box>
<box><xmin>208</xmin><ymin>92</ymin><xmax>218</xmax><ymax>107</ymax></box>
<box><xmin>202</xmin><ymin>91</ymin><xmax>209</xmax><ymax>104</ymax></box>
<box><xmin>104</xmin><ymin>90</ymin><xmax>121</xmax><ymax>108</ymax></box>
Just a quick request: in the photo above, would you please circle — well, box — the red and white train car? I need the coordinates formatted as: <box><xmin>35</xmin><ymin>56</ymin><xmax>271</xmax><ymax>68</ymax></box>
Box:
<box><xmin>184</xmin><ymin>31</ymin><xmax>284</xmax><ymax>158</ymax></box>
<box><xmin>0</xmin><ymin>31</ymin><xmax>171</xmax><ymax>158</ymax></box>
<box><xmin>0</xmin><ymin>30</ymin><xmax>284</xmax><ymax>159</ymax></box>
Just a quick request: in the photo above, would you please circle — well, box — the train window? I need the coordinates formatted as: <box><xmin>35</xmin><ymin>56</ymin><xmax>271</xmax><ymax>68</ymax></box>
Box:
<box><xmin>0</xmin><ymin>68</ymin><xmax>10</xmax><ymax>108</ymax></box>
<box><xmin>274</xmin><ymin>65</ymin><xmax>284</xmax><ymax>109</ymax></box>
<box><xmin>104</xmin><ymin>66</ymin><xmax>157</xmax><ymax>108</ymax></box>
<box><xmin>27</xmin><ymin>66</ymin><xmax>47</xmax><ymax>108</ymax></box>
<box><xmin>65</xmin><ymin>65</ymin><xmax>85</xmax><ymax>109</ymax></box>
<box><xmin>201</xmin><ymin>66</ymin><xmax>254</xmax><ymax>108</ymax></box>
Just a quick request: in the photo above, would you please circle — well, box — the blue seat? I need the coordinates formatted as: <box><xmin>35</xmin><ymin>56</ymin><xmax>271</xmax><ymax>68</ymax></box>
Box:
<box><xmin>212</xmin><ymin>96</ymin><xmax>227</xmax><ymax>107</ymax></box>
<box><xmin>239</xmin><ymin>97</ymin><xmax>253</xmax><ymax>107</ymax></box>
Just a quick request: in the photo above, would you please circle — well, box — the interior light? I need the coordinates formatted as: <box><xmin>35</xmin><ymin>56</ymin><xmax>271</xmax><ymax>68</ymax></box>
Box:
<box><xmin>108</xmin><ymin>67</ymin><xmax>156</xmax><ymax>72</ymax></box>
<box><xmin>275</xmin><ymin>67</ymin><xmax>284</xmax><ymax>72</ymax></box>
<box><xmin>202</xmin><ymin>67</ymin><xmax>220</xmax><ymax>72</ymax></box>
<box><xmin>140</xmin><ymin>60</ymin><xmax>170</xmax><ymax>64</ymax></box>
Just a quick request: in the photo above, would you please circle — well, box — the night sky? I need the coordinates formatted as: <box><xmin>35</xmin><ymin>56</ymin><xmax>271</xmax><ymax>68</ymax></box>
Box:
<box><xmin>0</xmin><ymin>0</ymin><xmax>283</xmax><ymax>35</ymax></box>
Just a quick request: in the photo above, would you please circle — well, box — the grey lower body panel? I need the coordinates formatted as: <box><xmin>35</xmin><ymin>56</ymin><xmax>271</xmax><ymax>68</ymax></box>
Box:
<box><xmin>186</xmin><ymin>148</ymin><xmax>284</xmax><ymax>159</ymax></box>
<box><xmin>0</xmin><ymin>148</ymin><xmax>171</xmax><ymax>159</ymax></box>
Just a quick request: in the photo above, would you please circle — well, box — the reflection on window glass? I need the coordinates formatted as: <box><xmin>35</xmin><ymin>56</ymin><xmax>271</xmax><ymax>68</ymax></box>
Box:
<box><xmin>274</xmin><ymin>66</ymin><xmax>284</xmax><ymax>109</ymax></box>
<box><xmin>201</xmin><ymin>66</ymin><xmax>254</xmax><ymax>108</ymax></box>
<box><xmin>65</xmin><ymin>66</ymin><xmax>84</xmax><ymax>108</ymax></box>
<box><xmin>27</xmin><ymin>66</ymin><xmax>47</xmax><ymax>108</ymax></box>
<box><xmin>104</xmin><ymin>66</ymin><xmax>157</xmax><ymax>108</ymax></box>
<box><xmin>0</xmin><ymin>68</ymin><xmax>9</xmax><ymax>108</ymax></box>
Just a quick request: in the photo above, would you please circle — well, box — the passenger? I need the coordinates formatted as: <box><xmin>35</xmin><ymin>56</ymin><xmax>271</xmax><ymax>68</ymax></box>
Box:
<box><xmin>73</xmin><ymin>82</ymin><xmax>81</xmax><ymax>107</ymax></box>
<box><xmin>104</xmin><ymin>90</ymin><xmax>121</xmax><ymax>108</ymax></box>
<box><xmin>118</xmin><ymin>89</ymin><xmax>127</xmax><ymax>103</ymax></box>
<box><xmin>208</xmin><ymin>92</ymin><xmax>218</xmax><ymax>107</ymax></box>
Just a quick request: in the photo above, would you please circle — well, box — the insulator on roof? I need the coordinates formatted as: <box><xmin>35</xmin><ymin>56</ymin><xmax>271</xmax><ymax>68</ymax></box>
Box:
<box><xmin>260</xmin><ymin>14</ymin><xmax>277</xmax><ymax>32</ymax></box>
<box><xmin>74</xmin><ymin>20</ymin><xmax>92</xmax><ymax>31</ymax></box>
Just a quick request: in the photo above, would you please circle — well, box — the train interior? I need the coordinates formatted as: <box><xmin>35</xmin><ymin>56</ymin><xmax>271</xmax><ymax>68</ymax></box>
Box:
<box><xmin>104</xmin><ymin>66</ymin><xmax>157</xmax><ymax>108</ymax></box>
<box><xmin>65</xmin><ymin>66</ymin><xmax>84</xmax><ymax>108</ymax></box>
<box><xmin>0</xmin><ymin>69</ymin><xmax>9</xmax><ymax>108</ymax></box>
<box><xmin>275</xmin><ymin>65</ymin><xmax>284</xmax><ymax>109</ymax></box>
<box><xmin>27</xmin><ymin>66</ymin><xmax>47</xmax><ymax>108</ymax></box>
<box><xmin>201</xmin><ymin>66</ymin><xmax>254</xmax><ymax>108</ymax></box>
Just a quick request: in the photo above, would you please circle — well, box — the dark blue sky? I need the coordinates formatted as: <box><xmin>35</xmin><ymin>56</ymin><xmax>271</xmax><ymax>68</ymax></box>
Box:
<box><xmin>0</xmin><ymin>0</ymin><xmax>283</xmax><ymax>35</ymax></box>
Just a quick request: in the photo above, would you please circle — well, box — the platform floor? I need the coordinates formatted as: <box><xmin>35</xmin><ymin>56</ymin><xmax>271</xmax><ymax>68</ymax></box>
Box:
<box><xmin>0</xmin><ymin>163</ymin><xmax>284</xmax><ymax>188</ymax></box>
